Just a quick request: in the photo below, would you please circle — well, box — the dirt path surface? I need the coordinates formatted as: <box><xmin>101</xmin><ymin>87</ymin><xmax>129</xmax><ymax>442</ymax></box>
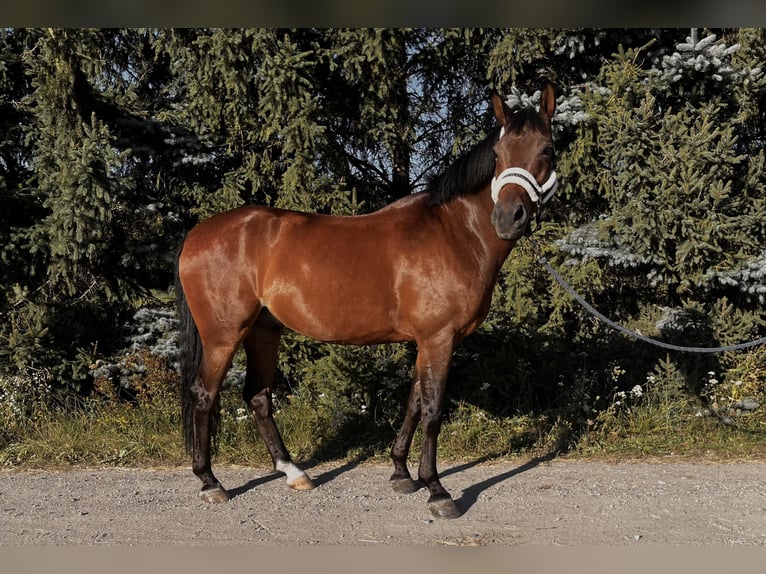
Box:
<box><xmin>1</xmin><ymin>458</ymin><xmax>765</xmax><ymax>547</ymax></box>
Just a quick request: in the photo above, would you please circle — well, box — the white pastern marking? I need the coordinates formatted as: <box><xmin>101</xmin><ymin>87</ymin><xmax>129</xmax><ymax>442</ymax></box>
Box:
<box><xmin>276</xmin><ymin>460</ymin><xmax>306</xmax><ymax>483</ymax></box>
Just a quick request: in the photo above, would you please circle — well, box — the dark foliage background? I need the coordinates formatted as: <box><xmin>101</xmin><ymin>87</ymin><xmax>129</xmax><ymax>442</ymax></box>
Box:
<box><xmin>0</xmin><ymin>29</ymin><xmax>763</xmax><ymax>440</ymax></box>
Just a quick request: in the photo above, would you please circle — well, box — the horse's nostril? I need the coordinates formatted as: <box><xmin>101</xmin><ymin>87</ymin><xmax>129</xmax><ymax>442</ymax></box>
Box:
<box><xmin>514</xmin><ymin>204</ymin><xmax>526</xmax><ymax>223</ymax></box>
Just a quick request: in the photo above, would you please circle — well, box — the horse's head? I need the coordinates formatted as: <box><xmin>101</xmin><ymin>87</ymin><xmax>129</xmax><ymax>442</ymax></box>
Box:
<box><xmin>490</xmin><ymin>83</ymin><xmax>557</xmax><ymax>241</ymax></box>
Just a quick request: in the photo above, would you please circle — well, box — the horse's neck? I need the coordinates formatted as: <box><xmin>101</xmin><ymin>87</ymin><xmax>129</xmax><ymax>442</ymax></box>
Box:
<box><xmin>447</xmin><ymin>190</ymin><xmax>517</xmax><ymax>276</ymax></box>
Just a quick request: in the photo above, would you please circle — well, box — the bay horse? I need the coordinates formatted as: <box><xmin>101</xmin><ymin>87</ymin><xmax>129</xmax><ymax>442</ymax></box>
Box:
<box><xmin>176</xmin><ymin>83</ymin><xmax>557</xmax><ymax>519</ymax></box>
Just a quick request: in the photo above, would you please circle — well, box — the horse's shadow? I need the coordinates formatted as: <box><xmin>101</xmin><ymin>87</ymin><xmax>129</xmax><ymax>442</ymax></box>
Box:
<box><xmin>227</xmin><ymin>456</ymin><xmax>367</xmax><ymax>499</ymax></box>
<box><xmin>228</xmin><ymin>451</ymin><xmax>557</xmax><ymax>516</ymax></box>
<box><xmin>227</xmin><ymin>473</ymin><xmax>282</xmax><ymax>499</ymax></box>
<box><xmin>305</xmin><ymin>456</ymin><xmax>368</xmax><ymax>488</ymax></box>
<box><xmin>445</xmin><ymin>451</ymin><xmax>558</xmax><ymax>515</ymax></box>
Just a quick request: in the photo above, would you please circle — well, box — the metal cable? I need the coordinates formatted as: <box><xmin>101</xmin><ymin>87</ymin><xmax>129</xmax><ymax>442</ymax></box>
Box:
<box><xmin>529</xmin><ymin>239</ymin><xmax>766</xmax><ymax>354</ymax></box>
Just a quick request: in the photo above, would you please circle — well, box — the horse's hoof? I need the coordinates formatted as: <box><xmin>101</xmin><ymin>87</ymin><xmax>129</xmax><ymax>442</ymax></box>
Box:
<box><xmin>199</xmin><ymin>485</ymin><xmax>230</xmax><ymax>504</ymax></box>
<box><xmin>428</xmin><ymin>497</ymin><xmax>461</xmax><ymax>519</ymax></box>
<box><xmin>391</xmin><ymin>477</ymin><xmax>419</xmax><ymax>494</ymax></box>
<box><xmin>287</xmin><ymin>474</ymin><xmax>315</xmax><ymax>491</ymax></box>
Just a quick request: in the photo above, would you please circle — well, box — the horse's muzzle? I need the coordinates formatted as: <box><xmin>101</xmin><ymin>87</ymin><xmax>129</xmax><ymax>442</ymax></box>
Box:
<box><xmin>491</xmin><ymin>195</ymin><xmax>529</xmax><ymax>240</ymax></box>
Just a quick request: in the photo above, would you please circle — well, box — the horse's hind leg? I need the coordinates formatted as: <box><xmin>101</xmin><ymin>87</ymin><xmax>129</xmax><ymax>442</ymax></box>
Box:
<box><xmin>193</xmin><ymin>343</ymin><xmax>239</xmax><ymax>503</ymax></box>
<box><xmin>242</xmin><ymin>309</ymin><xmax>314</xmax><ymax>491</ymax></box>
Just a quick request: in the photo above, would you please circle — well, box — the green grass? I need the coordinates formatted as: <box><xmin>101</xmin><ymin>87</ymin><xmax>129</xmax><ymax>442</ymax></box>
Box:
<box><xmin>5</xmin><ymin>391</ymin><xmax>763</xmax><ymax>470</ymax></box>
<box><xmin>1</xmin><ymin>349</ymin><xmax>765</xmax><ymax>469</ymax></box>
<box><xmin>0</xmin><ymin>393</ymin><xmax>187</xmax><ymax>469</ymax></box>
<box><xmin>578</xmin><ymin>399</ymin><xmax>766</xmax><ymax>461</ymax></box>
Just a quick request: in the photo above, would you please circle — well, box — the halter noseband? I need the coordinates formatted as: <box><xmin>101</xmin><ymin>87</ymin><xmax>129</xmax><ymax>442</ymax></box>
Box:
<box><xmin>490</xmin><ymin>127</ymin><xmax>558</xmax><ymax>206</ymax></box>
<box><xmin>491</xmin><ymin>167</ymin><xmax>558</xmax><ymax>205</ymax></box>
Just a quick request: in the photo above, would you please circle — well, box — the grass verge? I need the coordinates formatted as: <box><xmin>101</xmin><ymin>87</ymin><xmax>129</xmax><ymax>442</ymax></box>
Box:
<box><xmin>1</xmin><ymin>349</ymin><xmax>764</xmax><ymax>469</ymax></box>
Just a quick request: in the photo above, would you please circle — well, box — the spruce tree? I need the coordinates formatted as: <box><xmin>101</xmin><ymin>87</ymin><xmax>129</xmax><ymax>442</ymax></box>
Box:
<box><xmin>543</xmin><ymin>30</ymin><xmax>765</xmax><ymax>405</ymax></box>
<box><xmin>1</xmin><ymin>27</ymin><xmax>760</xmax><ymax>416</ymax></box>
<box><xmin>154</xmin><ymin>28</ymin><xmax>503</xmax><ymax>215</ymax></box>
<box><xmin>560</xmin><ymin>31</ymin><xmax>765</xmax><ymax>308</ymax></box>
<box><xmin>0</xmin><ymin>28</ymin><xmax>509</xmax><ymax>391</ymax></box>
<box><xmin>0</xmin><ymin>29</ymin><xmax>190</xmax><ymax>388</ymax></box>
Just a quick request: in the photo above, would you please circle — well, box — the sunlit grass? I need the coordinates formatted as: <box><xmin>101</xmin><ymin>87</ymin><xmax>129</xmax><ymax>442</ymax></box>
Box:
<box><xmin>577</xmin><ymin>357</ymin><xmax>766</xmax><ymax>461</ymax></box>
<box><xmin>1</xmin><ymin>347</ymin><xmax>765</xmax><ymax>469</ymax></box>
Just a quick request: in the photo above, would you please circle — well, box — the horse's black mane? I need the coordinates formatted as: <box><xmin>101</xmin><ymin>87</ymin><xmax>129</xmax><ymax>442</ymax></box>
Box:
<box><xmin>426</xmin><ymin>106</ymin><xmax>546</xmax><ymax>207</ymax></box>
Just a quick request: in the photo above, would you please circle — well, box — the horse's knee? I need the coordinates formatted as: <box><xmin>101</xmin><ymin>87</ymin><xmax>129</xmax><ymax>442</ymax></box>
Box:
<box><xmin>421</xmin><ymin>407</ymin><xmax>444</xmax><ymax>435</ymax></box>
<box><xmin>246</xmin><ymin>387</ymin><xmax>272</xmax><ymax>419</ymax></box>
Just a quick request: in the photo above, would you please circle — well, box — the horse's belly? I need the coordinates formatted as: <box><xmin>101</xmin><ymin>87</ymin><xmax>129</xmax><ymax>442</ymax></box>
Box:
<box><xmin>263</xmin><ymin>283</ymin><xmax>408</xmax><ymax>345</ymax></box>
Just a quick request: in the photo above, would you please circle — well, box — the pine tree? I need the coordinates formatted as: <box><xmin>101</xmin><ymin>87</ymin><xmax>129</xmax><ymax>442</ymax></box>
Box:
<box><xmin>0</xmin><ymin>30</ymin><xmax>36</xmax><ymax>309</ymax></box>
<box><xmin>0</xmin><ymin>28</ymin><xmax>507</xmax><ymax>391</ymax></box>
<box><xmin>539</xmin><ymin>29</ymin><xmax>766</xmax><ymax>405</ymax></box>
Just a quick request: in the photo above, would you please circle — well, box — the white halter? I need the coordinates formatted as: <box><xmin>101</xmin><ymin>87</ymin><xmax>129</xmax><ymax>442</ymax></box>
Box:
<box><xmin>491</xmin><ymin>167</ymin><xmax>558</xmax><ymax>205</ymax></box>
<box><xmin>491</xmin><ymin>127</ymin><xmax>558</xmax><ymax>205</ymax></box>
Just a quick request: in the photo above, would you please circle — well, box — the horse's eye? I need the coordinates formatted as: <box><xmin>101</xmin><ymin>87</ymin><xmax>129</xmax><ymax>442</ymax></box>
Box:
<box><xmin>542</xmin><ymin>145</ymin><xmax>554</xmax><ymax>157</ymax></box>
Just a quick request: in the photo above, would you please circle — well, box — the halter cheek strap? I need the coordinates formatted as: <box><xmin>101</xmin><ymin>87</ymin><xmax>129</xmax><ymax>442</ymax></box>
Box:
<box><xmin>491</xmin><ymin>167</ymin><xmax>558</xmax><ymax>205</ymax></box>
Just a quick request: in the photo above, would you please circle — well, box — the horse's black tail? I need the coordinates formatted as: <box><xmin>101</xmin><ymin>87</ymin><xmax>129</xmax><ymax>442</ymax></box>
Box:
<box><xmin>175</xmin><ymin>246</ymin><xmax>203</xmax><ymax>455</ymax></box>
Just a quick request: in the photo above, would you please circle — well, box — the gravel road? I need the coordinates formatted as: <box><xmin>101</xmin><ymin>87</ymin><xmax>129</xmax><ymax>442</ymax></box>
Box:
<box><xmin>1</xmin><ymin>458</ymin><xmax>765</xmax><ymax>547</ymax></box>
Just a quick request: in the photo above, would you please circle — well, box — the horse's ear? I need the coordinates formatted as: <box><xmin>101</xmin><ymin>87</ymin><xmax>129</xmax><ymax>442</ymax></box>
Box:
<box><xmin>491</xmin><ymin>91</ymin><xmax>508</xmax><ymax>126</ymax></box>
<box><xmin>539</xmin><ymin>82</ymin><xmax>556</xmax><ymax>122</ymax></box>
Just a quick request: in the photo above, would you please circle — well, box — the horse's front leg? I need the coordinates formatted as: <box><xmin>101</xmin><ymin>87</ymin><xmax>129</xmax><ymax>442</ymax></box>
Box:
<box><xmin>389</xmin><ymin>379</ymin><xmax>422</xmax><ymax>494</ymax></box>
<box><xmin>415</xmin><ymin>337</ymin><xmax>461</xmax><ymax>519</ymax></box>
